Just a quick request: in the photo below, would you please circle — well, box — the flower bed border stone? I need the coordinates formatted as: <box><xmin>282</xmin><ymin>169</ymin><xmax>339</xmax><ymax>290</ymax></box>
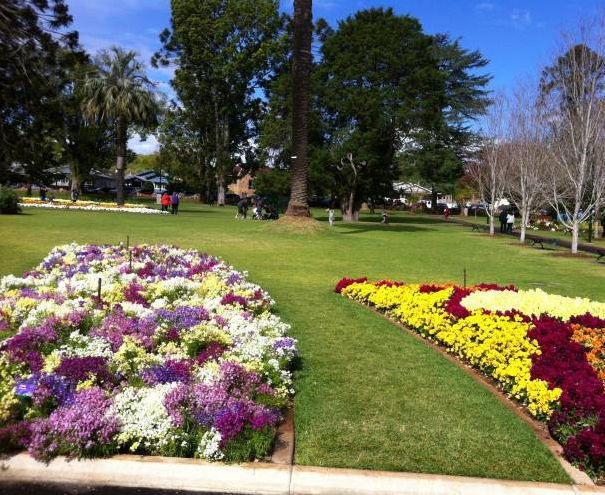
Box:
<box><xmin>2</xmin><ymin>452</ymin><xmax>605</xmax><ymax>495</ymax></box>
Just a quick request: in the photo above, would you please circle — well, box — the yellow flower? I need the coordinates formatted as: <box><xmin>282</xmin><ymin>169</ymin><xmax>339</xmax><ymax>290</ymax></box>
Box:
<box><xmin>341</xmin><ymin>282</ymin><xmax>562</xmax><ymax>418</ymax></box>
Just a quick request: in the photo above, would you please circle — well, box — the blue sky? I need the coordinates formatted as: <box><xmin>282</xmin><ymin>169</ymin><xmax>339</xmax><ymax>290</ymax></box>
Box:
<box><xmin>66</xmin><ymin>0</ymin><xmax>596</xmax><ymax>153</ymax></box>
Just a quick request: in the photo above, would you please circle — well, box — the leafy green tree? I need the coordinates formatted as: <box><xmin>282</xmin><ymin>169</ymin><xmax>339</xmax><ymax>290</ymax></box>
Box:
<box><xmin>154</xmin><ymin>0</ymin><xmax>285</xmax><ymax>205</ymax></box>
<box><xmin>157</xmin><ymin>107</ymin><xmax>215</xmax><ymax>201</ymax></box>
<box><xmin>403</xmin><ymin>34</ymin><xmax>491</xmax><ymax>210</ymax></box>
<box><xmin>253</xmin><ymin>169</ymin><xmax>291</xmax><ymax>206</ymax></box>
<box><xmin>0</xmin><ymin>0</ymin><xmax>78</xmax><ymax>184</ymax></box>
<box><xmin>59</xmin><ymin>56</ymin><xmax>115</xmax><ymax>195</ymax></box>
<box><xmin>82</xmin><ymin>47</ymin><xmax>160</xmax><ymax>205</ymax></box>
<box><xmin>317</xmin><ymin>8</ymin><xmax>440</xmax><ymax>220</ymax></box>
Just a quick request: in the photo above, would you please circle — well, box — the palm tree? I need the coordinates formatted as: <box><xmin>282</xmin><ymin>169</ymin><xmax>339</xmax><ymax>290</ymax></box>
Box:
<box><xmin>82</xmin><ymin>47</ymin><xmax>159</xmax><ymax>205</ymax></box>
<box><xmin>286</xmin><ymin>0</ymin><xmax>312</xmax><ymax>217</ymax></box>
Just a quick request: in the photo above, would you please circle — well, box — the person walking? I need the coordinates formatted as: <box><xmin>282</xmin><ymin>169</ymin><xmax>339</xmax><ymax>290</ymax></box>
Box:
<box><xmin>171</xmin><ymin>192</ymin><xmax>180</xmax><ymax>215</ymax></box>
<box><xmin>236</xmin><ymin>198</ymin><xmax>248</xmax><ymax>219</ymax></box>
<box><xmin>70</xmin><ymin>189</ymin><xmax>79</xmax><ymax>202</ymax></box>
<box><xmin>499</xmin><ymin>209</ymin><xmax>508</xmax><ymax>233</ymax></box>
<box><xmin>443</xmin><ymin>206</ymin><xmax>451</xmax><ymax>220</ymax></box>
<box><xmin>506</xmin><ymin>210</ymin><xmax>515</xmax><ymax>233</ymax></box>
<box><xmin>161</xmin><ymin>192</ymin><xmax>171</xmax><ymax>213</ymax></box>
<box><xmin>326</xmin><ymin>206</ymin><xmax>335</xmax><ymax>226</ymax></box>
<box><xmin>381</xmin><ymin>208</ymin><xmax>389</xmax><ymax>224</ymax></box>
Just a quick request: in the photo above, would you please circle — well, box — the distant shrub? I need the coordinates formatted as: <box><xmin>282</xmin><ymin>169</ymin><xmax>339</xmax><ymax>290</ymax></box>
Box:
<box><xmin>0</xmin><ymin>187</ymin><xmax>21</xmax><ymax>214</ymax></box>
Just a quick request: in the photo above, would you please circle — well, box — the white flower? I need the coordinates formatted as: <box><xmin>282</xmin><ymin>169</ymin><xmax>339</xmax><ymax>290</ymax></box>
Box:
<box><xmin>109</xmin><ymin>384</ymin><xmax>178</xmax><ymax>451</ymax></box>
<box><xmin>197</xmin><ymin>428</ymin><xmax>224</xmax><ymax>461</ymax></box>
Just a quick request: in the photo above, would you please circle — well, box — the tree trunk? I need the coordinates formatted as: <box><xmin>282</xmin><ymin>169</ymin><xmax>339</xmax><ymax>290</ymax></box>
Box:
<box><xmin>69</xmin><ymin>162</ymin><xmax>81</xmax><ymax>196</ymax></box>
<box><xmin>26</xmin><ymin>183</ymin><xmax>32</xmax><ymax>196</ymax></box>
<box><xmin>488</xmin><ymin>206</ymin><xmax>495</xmax><ymax>236</ymax></box>
<box><xmin>217</xmin><ymin>169</ymin><xmax>225</xmax><ymax>206</ymax></box>
<box><xmin>213</xmin><ymin>103</ymin><xmax>228</xmax><ymax>207</ymax></box>
<box><xmin>571</xmin><ymin>219</ymin><xmax>579</xmax><ymax>254</ymax></box>
<box><xmin>286</xmin><ymin>0</ymin><xmax>312</xmax><ymax>217</ymax></box>
<box><xmin>520</xmin><ymin>210</ymin><xmax>529</xmax><ymax>243</ymax></box>
<box><xmin>431</xmin><ymin>187</ymin><xmax>438</xmax><ymax>214</ymax></box>
<box><xmin>340</xmin><ymin>193</ymin><xmax>360</xmax><ymax>221</ymax></box>
<box><xmin>115</xmin><ymin>115</ymin><xmax>127</xmax><ymax>205</ymax></box>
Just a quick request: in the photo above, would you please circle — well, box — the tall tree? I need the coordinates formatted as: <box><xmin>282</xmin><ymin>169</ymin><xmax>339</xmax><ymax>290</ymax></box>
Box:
<box><xmin>157</xmin><ymin>107</ymin><xmax>213</xmax><ymax>202</ymax></box>
<box><xmin>286</xmin><ymin>0</ymin><xmax>313</xmax><ymax>217</ymax></box>
<box><xmin>505</xmin><ymin>81</ymin><xmax>549</xmax><ymax>243</ymax></box>
<box><xmin>466</xmin><ymin>94</ymin><xmax>509</xmax><ymax>236</ymax></box>
<box><xmin>82</xmin><ymin>47</ymin><xmax>160</xmax><ymax>205</ymax></box>
<box><xmin>154</xmin><ymin>0</ymin><xmax>285</xmax><ymax>206</ymax></box>
<box><xmin>541</xmin><ymin>35</ymin><xmax>605</xmax><ymax>254</ymax></box>
<box><xmin>402</xmin><ymin>34</ymin><xmax>491</xmax><ymax>211</ymax></box>
<box><xmin>317</xmin><ymin>8</ymin><xmax>440</xmax><ymax>220</ymax></box>
<box><xmin>59</xmin><ymin>55</ymin><xmax>115</xmax><ymax>195</ymax></box>
<box><xmin>0</xmin><ymin>0</ymin><xmax>78</xmax><ymax>182</ymax></box>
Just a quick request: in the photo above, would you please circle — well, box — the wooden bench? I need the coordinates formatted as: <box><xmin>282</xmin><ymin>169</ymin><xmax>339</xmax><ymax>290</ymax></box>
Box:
<box><xmin>530</xmin><ymin>237</ymin><xmax>559</xmax><ymax>250</ymax></box>
<box><xmin>581</xmin><ymin>245</ymin><xmax>605</xmax><ymax>262</ymax></box>
<box><xmin>471</xmin><ymin>224</ymin><xmax>483</xmax><ymax>232</ymax></box>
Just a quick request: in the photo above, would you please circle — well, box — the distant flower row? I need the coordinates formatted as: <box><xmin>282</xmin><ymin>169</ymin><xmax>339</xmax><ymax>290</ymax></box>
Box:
<box><xmin>19</xmin><ymin>197</ymin><xmax>164</xmax><ymax>214</ymax></box>
<box><xmin>0</xmin><ymin>244</ymin><xmax>296</xmax><ymax>463</ymax></box>
<box><xmin>336</xmin><ymin>277</ymin><xmax>605</xmax><ymax>479</ymax></box>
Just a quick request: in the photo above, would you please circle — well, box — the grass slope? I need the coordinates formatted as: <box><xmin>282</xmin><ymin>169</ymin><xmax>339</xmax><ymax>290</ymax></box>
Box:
<box><xmin>3</xmin><ymin>203</ymin><xmax>604</xmax><ymax>482</ymax></box>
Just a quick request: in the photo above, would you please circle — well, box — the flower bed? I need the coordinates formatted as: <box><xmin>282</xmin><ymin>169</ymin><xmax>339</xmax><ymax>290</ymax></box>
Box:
<box><xmin>19</xmin><ymin>197</ymin><xmax>164</xmax><ymax>214</ymax></box>
<box><xmin>336</xmin><ymin>278</ymin><xmax>605</xmax><ymax>479</ymax></box>
<box><xmin>0</xmin><ymin>244</ymin><xmax>297</xmax><ymax>463</ymax></box>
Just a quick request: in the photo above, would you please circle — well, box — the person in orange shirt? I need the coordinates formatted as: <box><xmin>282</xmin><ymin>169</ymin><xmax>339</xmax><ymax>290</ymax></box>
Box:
<box><xmin>161</xmin><ymin>192</ymin><xmax>171</xmax><ymax>212</ymax></box>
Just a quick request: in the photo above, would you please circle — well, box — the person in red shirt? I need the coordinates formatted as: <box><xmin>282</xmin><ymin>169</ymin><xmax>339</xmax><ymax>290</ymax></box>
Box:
<box><xmin>161</xmin><ymin>192</ymin><xmax>171</xmax><ymax>212</ymax></box>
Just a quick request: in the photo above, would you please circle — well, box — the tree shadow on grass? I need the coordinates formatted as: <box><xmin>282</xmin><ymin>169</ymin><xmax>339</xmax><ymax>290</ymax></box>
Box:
<box><xmin>337</xmin><ymin>221</ymin><xmax>438</xmax><ymax>234</ymax></box>
<box><xmin>314</xmin><ymin>214</ymin><xmax>441</xmax><ymax>234</ymax></box>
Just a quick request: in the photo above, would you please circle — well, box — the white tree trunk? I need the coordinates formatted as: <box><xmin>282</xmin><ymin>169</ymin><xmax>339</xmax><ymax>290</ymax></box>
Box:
<box><xmin>520</xmin><ymin>210</ymin><xmax>529</xmax><ymax>243</ymax></box>
<box><xmin>571</xmin><ymin>219</ymin><xmax>579</xmax><ymax>254</ymax></box>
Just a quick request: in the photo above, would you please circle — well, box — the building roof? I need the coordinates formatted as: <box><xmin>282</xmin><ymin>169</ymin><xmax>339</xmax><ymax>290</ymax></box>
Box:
<box><xmin>393</xmin><ymin>182</ymin><xmax>431</xmax><ymax>194</ymax></box>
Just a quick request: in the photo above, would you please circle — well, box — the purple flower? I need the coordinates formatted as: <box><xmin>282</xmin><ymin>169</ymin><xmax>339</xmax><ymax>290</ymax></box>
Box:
<box><xmin>31</xmin><ymin>373</ymin><xmax>76</xmax><ymax>408</ymax></box>
<box><xmin>195</xmin><ymin>342</ymin><xmax>228</xmax><ymax>365</ymax></box>
<box><xmin>55</xmin><ymin>357</ymin><xmax>112</xmax><ymax>384</ymax></box>
<box><xmin>155</xmin><ymin>306</ymin><xmax>210</xmax><ymax>330</ymax></box>
<box><xmin>27</xmin><ymin>387</ymin><xmax>119</xmax><ymax>461</ymax></box>
<box><xmin>221</xmin><ymin>293</ymin><xmax>248</xmax><ymax>308</ymax></box>
<box><xmin>141</xmin><ymin>359</ymin><xmax>191</xmax><ymax>385</ymax></box>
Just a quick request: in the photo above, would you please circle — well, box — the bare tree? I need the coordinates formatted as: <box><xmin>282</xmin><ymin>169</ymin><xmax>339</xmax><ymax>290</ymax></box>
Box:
<box><xmin>541</xmin><ymin>20</ymin><xmax>605</xmax><ymax>253</ymax></box>
<box><xmin>467</xmin><ymin>94</ymin><xmax>509</xmax><ymax>236</ymax></box>
<box><xmin>506</xmin><ymin>81</ymin><xmax>549</xmax><ymax>243</ymax></box>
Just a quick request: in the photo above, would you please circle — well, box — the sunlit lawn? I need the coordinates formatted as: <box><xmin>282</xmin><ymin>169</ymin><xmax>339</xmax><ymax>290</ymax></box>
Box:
<box><xmin>3</xmin><ymin>202</ymin><xmax>604</xmax><ymax>482</ymax></box>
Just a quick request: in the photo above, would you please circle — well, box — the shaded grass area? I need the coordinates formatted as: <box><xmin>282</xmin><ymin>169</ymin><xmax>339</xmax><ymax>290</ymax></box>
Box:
<box><xmin>3</xmin><ymin>204</ymin><xmax>605</xmax><ymax>482</ymax></box>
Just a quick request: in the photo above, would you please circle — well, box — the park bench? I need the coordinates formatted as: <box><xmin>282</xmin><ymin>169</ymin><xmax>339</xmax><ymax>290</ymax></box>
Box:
<box><xmin>529</xmin><ymin>237</ymin><xmax>559</xmax><ymax>250</ymax></box>
<box><xmin>470</xmin><ymin>223</ymin><xmax>484</xmax><ymax>232</ymax></box>
<box><xmin>578</xmin><ymin>244</ymin><xmax>605</xmax><ymax>263</ymax></box>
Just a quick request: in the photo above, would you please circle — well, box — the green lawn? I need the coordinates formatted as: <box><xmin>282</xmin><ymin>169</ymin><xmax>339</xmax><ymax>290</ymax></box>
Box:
<box><xmin>3</xmin><ymin>203</ymin><xmax>605</xmax><ymax>482</ymax></box>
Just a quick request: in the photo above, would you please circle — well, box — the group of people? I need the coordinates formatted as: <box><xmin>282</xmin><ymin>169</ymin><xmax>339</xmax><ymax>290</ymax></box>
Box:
<box><xmin>499</xmin><ymin>209</ymin><xmax>516</xmax><ymax>233</ymax></box>
<box><xmin>235</xmin><ymin>197</ymin><xmax>279</xmax><ymax>220</ymax></box>
<box><xmin>160</xmin><ymin>192</ymin><xmax>180</xmax><ymax>215</ymax></box>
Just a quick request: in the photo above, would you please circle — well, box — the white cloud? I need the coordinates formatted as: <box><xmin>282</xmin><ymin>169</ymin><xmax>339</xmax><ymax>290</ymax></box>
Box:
<box><xmin>129</xmin><ymin>134</ymin><xmax>159</xmax><ymax>155</ymax></box>
<box><xmin>510</xmin><ymin>8</ymin><xmax>532</xmax><ymax>29</ymax></box>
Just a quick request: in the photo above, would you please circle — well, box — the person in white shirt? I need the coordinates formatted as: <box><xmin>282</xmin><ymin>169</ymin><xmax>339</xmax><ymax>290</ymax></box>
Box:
<box><xmin>326</xmin><ymin>207</ymin><xmax>335</xmax><ymax>226</ymax></box>
<box><xmin>506</xmin><ymin>211</ymin><xmax>515</xmax><ymax>233</ymax></box>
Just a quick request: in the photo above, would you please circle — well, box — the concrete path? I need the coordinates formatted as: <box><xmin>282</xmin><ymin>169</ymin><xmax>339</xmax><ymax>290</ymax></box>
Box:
<box><xmin>2</xmin><ymin>453</ymin><xmax>605</xmax><ymax>495</ymax></box>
